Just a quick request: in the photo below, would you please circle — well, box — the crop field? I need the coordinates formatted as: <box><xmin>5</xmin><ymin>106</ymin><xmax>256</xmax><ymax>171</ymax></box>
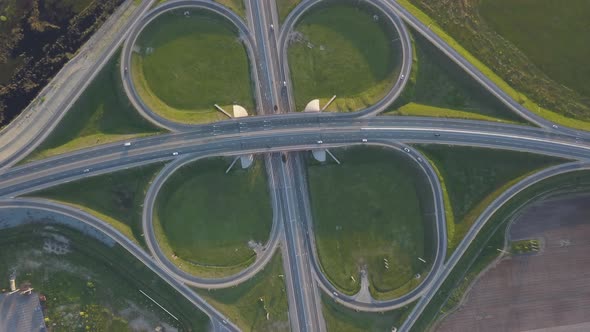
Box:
<box><xmin>288</xmin><ymin>1</ymin><xmax>400</xmax><ymax>112</ymax></box>
<box><xmin>417</xmin><ymin>145</ymin><xmax>564</xmax><ymax>252</ymax></box>
<box><xmin>405</xmin><ymin>0</ymin><xmax>590</xmax><ymax>127</ymax></box>
<box><xmin>386</xmin><ymin>34</ymin><xmax>524</xmax><ymax>123</ymax></box>
<box><xmin>307</xmin><ymin>146</ymin><xmax>435</xmax><ymax>299</ymax></box>
<box><xmin>411</xmin><ymin>170</ymin><xmax>590</xmax><ymax>332</ymax></box>
<box><xmin>198</xmin><ymin>253</ymin><xmax>289</xmax><ymax>332</ymax></box>
<box><xmin>154</xmin><ymin>157</ymin><xmax>272</xmax><ymax>278</ymax></box>
<box><xmin>27</xmin><ymin>164</ymin><xmax>164</xmax><ymax>248</ymax></box>
<box><xmin>25</xmin><ymin>51</ymin><xmax>161</xmax><ymax>162</ymax></box>
<box><xmin>132</xmin><ymin>9</ymin><xmax>254</xmax><ymax>124</ymax></box>
<box><xmin>0</xmin><ymin>224</ymin><xmax>209</xmax><ymax>331</ymax></box>
<box><xmin>438</xmin><ymin>194</ymin><xmax>590</xmax><ymax>332</ymax></box>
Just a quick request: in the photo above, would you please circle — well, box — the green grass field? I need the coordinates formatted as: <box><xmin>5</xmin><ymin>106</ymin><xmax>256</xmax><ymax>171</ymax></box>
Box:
<box><xmin>0</xmin><ymin>224</ymin><xmax>209</xmax><ymax>331</ymax></box>
<box><xmin>154</xmin><ymin>157</ymin><xmax>272</xmax><ymax>278</ymax></box>
<box><xmin>26</xmin><ymin>164</ymin><xmax>165</xmax><ymax>249</ymax></box>
<box><xmin>307</xmin><ymin>147</ymin><xmax>435</xmax><ymax>298</ymax></box>
<box><xmin>411</xmin><ymin>170</ymin><xmax>590</xmax><ymax>332</ymax></box>
<box><xmin>24</xmin><ymin>51</ymin><xmax>162</xmax><ymax>162</ymax></box>
<box><xmin>385</xmin><ymin>34</ymin><xmax>524</xmax><ymax>123</ymax></box>
<box><xmin>288</xmin><ymin>2</ymin><xmax>400</xmax><ymax>112</ymax></box>
<box><xmin>402</xmin><ymin>0</ymin><xmax>590</xmax><ymax>129</ymax></box>
<box><xmin>417</xmin><ymin>145</ymin><xmax>564</xmax><ymax>253</ymax></box>
<box><xmin>480</xmin><ymin>0</ymin><xmax>590</xmax><ymax>110</ymax></box>
<box><xmin>132</xmin><ymin>10</ymin><xmax>254</xmax><ymax>124</ymax></box>
<box><xmin>214</xmin><ymin>0</ymin><xmax>246</xmax><ymax>19</ymax></box>
<box><xmin>277</xmin><ymin>0</ymin><xmax>300</xmax><ymax>23</ymax></box>
<box><xmin>198</xmin><ymin>252</ymin><xmax>289</xmax><ymax>332</ymax></box>
<box><xmin>322</xmin><ymin>294</ymin><xmax>411</xmax><ymax>332</ymax></box>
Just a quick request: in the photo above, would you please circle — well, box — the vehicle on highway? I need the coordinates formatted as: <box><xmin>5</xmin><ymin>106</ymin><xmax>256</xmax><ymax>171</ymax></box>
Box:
<box><xmin>403</xmin><ymin>147</ymin><xmax>411</xmax><ymax>153</ymax></box>
<box><xmin>282</xmin><ymin>153</ymin><xmax>287</xmax><ymax>163</ymax></box>
<box><xmin>362</xmin><ymin>138</ymin><xmax>368</xmax><ymax>143</ymax></box>
<box><xmin>269</xmin><ymin>24</ymin><xmax>274</xmax><ymax>30</ymax></box>
<box><xmin>83</xmin><ymin>168</ymin><xmax>90</xmax><ymax>173</ymax></box>
<box><xmin>400</xmin><ymin>74</ymin><xmax>405</xmax><ymax>80</ymax></box>
<box><xmin>417</xmin><ymin>157</ymin><xmax>423</xmax><ymax>162</ymax></box>
<box><xmin>124</xmin><ymin>142</ymin><xmax>131</xmax><ymax>147</ymax></box>
<box><xmin>172</xmin><ymin>152</ymin><xmax>179</xmax><ymax>156</ymax></box>
<box><xmin>317</xmin><ymin>140</ymin><xmax>323</xmax><ymax>144</ymax></box>
<box><xmin>552</xmin><ymin>124</ymin><xmax>559</xmax><ymax>129</ymax></box>
<box><xmin>283</xmin><ymin>81</ymin><xmax>287</xmax><ymax>87</ymax></box>
<box><xmin>434</xmin><ymin>133</ymin><xmax>441</xmax><ymax>137</ymax></box>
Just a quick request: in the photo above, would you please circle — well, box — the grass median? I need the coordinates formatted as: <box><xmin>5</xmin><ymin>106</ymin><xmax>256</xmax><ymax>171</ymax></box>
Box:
<box><xmin>154</xmin><ymin>157</ymin><xmax>272</xmax><ymax>278</ymax></box>
<box><xmin>307</xmin><ymin>146</ymin><xmax>436</xmax><ymax>299</ymax></box>
<box><xmin>277</xmin><ymin>0</ymin><xmax>300</xmax><ymax>23</ymax></box>
<box><xmin>417</xmin><ymin>145</ymin><xmax>565</xmax><ymax>254</ymax></box>
<box><xmin>411</xmin><ymin>170</ymin><xmax>590</xmax><ymax>332</ymax></box>
<box><xmin>288</xmin><ymin>1</ymin><xmax>400</xmax><ymax>112</ymax></box>
<box><xmin>197</xmin><ymin>252</ymin><xmax>289</xmax><ymax>332</ymax></box>
<box><xmin>132</xmin><ymin>9</ymin><xmax>254</xmax><ymax>124</ymax></box>
<box><xmin>24</xmin><ymin>50</ymin><xmax>162</xmax><ymax>163</ymax></box>
<box><xmin>0</xmin><ymin>224</ymin><xmax>209</xmax><ymax>331</ymax></box>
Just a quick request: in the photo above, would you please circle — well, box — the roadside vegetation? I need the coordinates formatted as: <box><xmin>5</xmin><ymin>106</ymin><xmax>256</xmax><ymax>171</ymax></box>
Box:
<box><xmin>197</xmin><ymin>253</ymin><xmax>289</xmax><ymax>332</ymax></box>
<box><xmin>154</xmin><ymin>157</ymin><xmax>272</xmax><ymax>278</ymax></box>
<box><xmin>26</xmin><ymin>164</ymin><xmax>164</xmax><ymax>249</ymax></box>
<box><xmin>214</xmin><ymin>0</ymin><xmax>246</xmax><ymax>19</ymax></box>
<box><xmin>510</xmin><ymin>239</ymin><xmax>541</xmax><ymax>255</ymax></box>
<box><xmin>417</xmin><ymin>145</ymin><xmax>564</xmax><ymax>254</ymax></box>
<box><xmin>132</xmin><ymin>9</ymin><xmax>254</xmax><ymax>124</ymax></box>
<box><xmin>288</xmin><ymin>1</ymin><xmax>400</xmax><ymax>112</ymax></box>
<box><xmin>307</xmin><ymin>146</ymin><xmax>435</xmax><ymax>299</ymax></box>
<box><xmin>277</xmin><ymin>0</ymin><xmax>301</xmax><ymax>23</ymax></box>
<box><xmin>398</xmin><ymin>0</ymin><xmax>590</xmax><ymax>130</ymax></box>
<box><xmin>322</xmin><ymin>294</ymin><xmax>412</xmax><ymax>332</ymax></box>
<box><xmin>24</xmin><ymin>51</ymin><xmax>162</xmax><ymax>162</ymax></box>
<box><xmin>0</xmin><ymin>0</ymin><xmax>125</xmax><ymax>125</ymax></box>
<box><xmin>411</xmin><ymin>170</ymin><xmax>590</xmax><ymax>332</ymax></box>
<box><xmin>0</xmin><ymin>224</ymin><xmax>209</xmax><ymax>331</ymax></box>
<box><xmin>385</xmin><ymin>33</ymin><xmax>524</xmax><ymax>124</ymax></box>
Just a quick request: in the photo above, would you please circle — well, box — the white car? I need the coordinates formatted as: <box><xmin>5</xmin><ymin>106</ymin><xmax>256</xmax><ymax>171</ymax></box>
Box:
<box><xmin>362</xmin><ymin>138</ymin><xmax>368</xmax><ymax>143</ymax></box>
<box><xmin>172</xmin><ymin>152</ymin><xmax>179</xmax><ymax>156</ymax></box>
<box><xmin>552</xmin><ymin>124</ymin><xmax>558</xmax><ymax>129</ymax></box>
<box><xmin>124</xmin><ymin>142</ymin><xmax>131</xmax><ymax>147</ymax></box>
<box><xmin>403</xmin><ymin>147</ymin><xmax>410</xmax><ymax>153</ymax></box>
<box><xmin>317</xmin><ymin>140</ymin><xmax>323</xmax><ymax>144</ymax></box>
<box><xmin>83</xmin><ymin>168</ymin><xmax>90</xmax><ymax>173</ymax></box>
<box><xmin>270</xmin><ymin>24</ymin><xmax>274</xmax><ymax>30</ymax></box>
<box><xmin>283</xmin><ymin>81</ymin><xmax>287</xmax><ymax>87</ymax></box>
<box><xmin>400</xmin><ymin>74</ymin><xmax>405</xmax><ymax>80</ymax></box>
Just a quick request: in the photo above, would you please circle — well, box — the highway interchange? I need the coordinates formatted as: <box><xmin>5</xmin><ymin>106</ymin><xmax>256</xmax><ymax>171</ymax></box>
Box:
<box><xmin>0</xmin><ymin>0</ymin><xmax>589</xmax><ymax>331</ymax></box>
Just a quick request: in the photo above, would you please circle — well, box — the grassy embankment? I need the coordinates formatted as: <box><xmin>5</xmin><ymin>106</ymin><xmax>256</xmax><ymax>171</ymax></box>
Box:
<box><xmin>26</xmin><ymin>164</ymin><xmax>165</xmax><ymax>248</ymax></box>
<box><xmin>24</xmin><ymin>50</ymin><xmax>162</xmax><ymax>162</ymax></box>
<box><xmin>417</xmin><ymin>145</ymin><xmax>565</xmax><ymax>254</ymax></box>
<box><xmin>307</xmin><ymin>147</ymin><xmax>435</xmax><ymax>299</ymax></box>
<box><xmin>0</xmin><ymin>224</ymin><xmax>209</xmax><ymax>331</ymax></box>
<box><xmin>323</xmin><ymin>294</ymin><xmax>413</xmax><ymax>332</ymax></box>
<box><xmin>397</xmin><ymin>0</ymin><xmax>590</xmax><ymax>130</ymax></box>
<box><xmin>385</xmin><ymin>33</ymin><xmax>525</xmax><ymax>123</ymax></box>
<box><xmin>411</xmin><ymin>170</ymin><xmax>590</xmax><ymax>332</ymax></box>
<box><xmin>132</xmin><ymin>10</ymin><xmax>254</xmax><ymax>124</ymax></box>
<box><xmin>154</xmin><ymin>157</ymin><xmax>272</xmax><ymax>278</ymax></box>
<box><xmin>197</xmin><ymin>253</ymin><xmax>290</xmax><ymax>332</ymax></box>
<box><xmin>276</xmin><ymin>0</ymin><xmax>301</xmax><ymax>23</ymax></box>
<box><xmin>288</xmin><ymin>1</ymin><xmax>400</xmax><ymax>112</ymax></box>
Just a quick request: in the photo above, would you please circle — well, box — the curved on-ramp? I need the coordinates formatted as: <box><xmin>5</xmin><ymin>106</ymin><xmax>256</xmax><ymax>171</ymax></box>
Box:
<box><xmin>0</xmin><ymin>198</ymin><xmax>240</xmax><ymax>332</ymax></box>
<box><xmin>142</xmin><ymin>154</ymin><xmax>281</xmax><ymax>289</ymax></box>
<box><xmin>121</xmin><ymin>0</ymin><xmax>262</xmax><ymax>131</ymax></box>
<box><xmin>277</xmin><ymin>0</ymin><xmax>412</xmax><ymax>116</ymax></box>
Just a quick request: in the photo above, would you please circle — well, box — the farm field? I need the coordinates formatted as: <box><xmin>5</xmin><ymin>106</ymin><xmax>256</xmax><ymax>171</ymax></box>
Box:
<box><xmin>288</xmin><ymin>1</ymin><xmax>400</xmax><ymax>112</ymax></box>
<box><xmin>132</xmin><ymin>9</ymin><xmax>254</xmax><ymax>124</ymax></box>
<box><xmin>307</xmin><ymin>146</ymin><xmax>435</xmax><ymax>299</ymax></box>
<box><xmin>154</xmin><ymin>157</ymin><xmax>272</xmax><ymax>278</ymax></box>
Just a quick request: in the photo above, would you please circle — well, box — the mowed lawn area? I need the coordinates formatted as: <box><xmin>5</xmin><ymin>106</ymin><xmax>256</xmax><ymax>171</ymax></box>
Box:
<box><xmin>307</xmin><ymin>147</ymin><xmax>434</xmax><ymax>298</ymax></box>
<box><xmin>25</xmin><ymin>51</ymin><xmax>162</xmax><ymax>162</ymax></box>
<box><xmin>288</xmin><ymin>2</ymin><xmax>400</xmax><ymax>112</ymax></box>
<box><xmin>132</xmin><ymin>10</ymin><xmax>254</xmax><ymax>124</ymax></box>
<box><xmin>418</xmin><ymin>145</ymin><xmax>565</xmax><ymax>252</ymax></box>
<box><xmin>198</xmin><ymin>253</ymin><xmax>289</xmax><ymax>332</ymax></box>
<box><xmin>480</xmin><ymin>0</ymin><xmax>590</xmax><ymax>104</ymax></box>
<box><xmin>277</xmin><ymin>0</ymin><xmax>301</xmax><ymax>23</ymax></box>
<box><xmin>27</xmin><ymin>164</ymin><xmax>165</xmax><ymax>249</ymax></box>
<box><xmin>155</xmin><ymin>157</ymin><xmax>272</xmax><ymax>277</ymax></box>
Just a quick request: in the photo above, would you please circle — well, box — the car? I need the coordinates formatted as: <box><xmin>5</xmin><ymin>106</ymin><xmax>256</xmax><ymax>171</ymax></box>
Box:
<box><xmin>362</xmin><ymin>138</ymin><xmax>368</xmax><ymax>143</ymax></box>
<box><xmin>333</xmin><ymin>291</ymin><xmax>339</xmax><ymax>297</ymax></box>
<box><xmin>400</xmin><ymin>74</ymin><xmax>405</xmax><ymax>80</ymax></box>
<box><xmin>124</xmin><ymin>67</ymin><xmax>128</xmax><ymax>72</ymax></box>
<box><xmin>552</xmin><ymin>124</ymin><xmax>558</xmax><ymax>129</ymax></box>
<box><xmin>403</xmin><ymin>147</ymin><xmax>410</xmax><ymax>153</ymax></box>
<box><xmin>281</xmin><ymin>153</ymin><xmax>287</xmax><ymax>163</ymax></box>
<box><xmin>417</xmin><ymin>157</ymin><xmax>423</xmax><ymax>162</ymax></box>
<box><xmin>83</xmin><ymin>168</ymin><xmax>90</xmax><ymax>173</ymax></box>
<box><xmin>270</xmin><ymin>24</ymin><xmax>274</xmax><ymax>29</ymax></box>
<box><xmin>434</xmin><ymin>133</ymin><xmax>441</xmax><ymax>137</ymax></box>
<box><xmin>317</xmin><ymin>140</ymin><xmax>323</xmax><ymax>144</ymax></box>
<box><xmin>283</xmin><ymin>81</ymin><xmax>287</xmax><ymax>87</ymax></box>
<box><xmin>123</xmin><ymin>142</ymin><xmax>131</xmax><ymax>147</ymax></box>
<box><xmin>172</xmin><ymin>152</ymin><xmax>179</xmax><ymax>156</ymax></box>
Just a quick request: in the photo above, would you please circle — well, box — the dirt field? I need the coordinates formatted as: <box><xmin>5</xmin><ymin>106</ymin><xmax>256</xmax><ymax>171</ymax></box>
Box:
<box><xmin>437</xmin><ymin>194</ymin><xmax>590</xmax><ymax>332</ymax></box>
